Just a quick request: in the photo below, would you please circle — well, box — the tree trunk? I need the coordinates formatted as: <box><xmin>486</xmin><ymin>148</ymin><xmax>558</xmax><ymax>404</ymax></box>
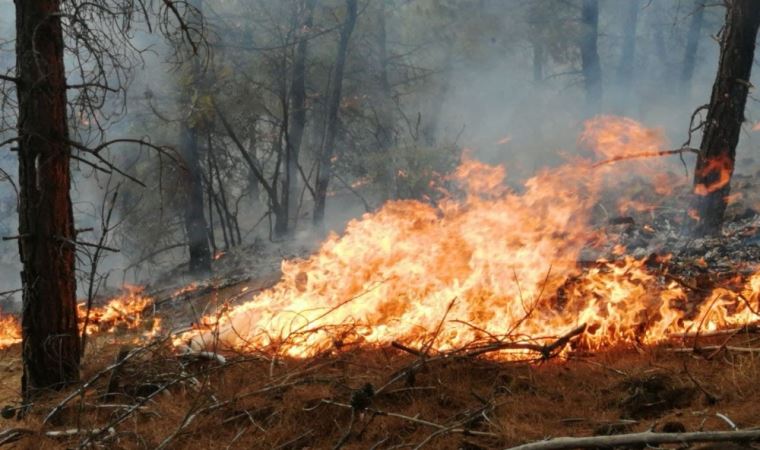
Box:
<box><xmin>580</xmin><ymin>0</ymin><xmax>602</xmax><ymax>115</ymax></box>
<box><xmin>180</xmin><ymin>0</ymin><xmax>211</xmax><ymax>273</ymax></box>
<box><xmin>376</xmin><ymin>0</ymin><xmax>396</xmax><ymax>199</ymax></box>
<box><xmin>681</xmin><ymin>0</ymin><xmax>706</xmax><ymax>95</ymax></box>
<box><xmin>691</xmin><ymin>0</ymin><xmax>760</xmax><ymax>236</ymax></box>
<box><xmin>313</xmin><ymin>0</ymin><xmax>358</xmax><ymax>226</ymax></box>
<box><xmin>288</xmin><ymin>0</ymin><xmax>316</xmax><ymax>220</ymax></box>
<box><xmin>15</xmin><ymin>0</ymin><xmax>81</xmax><ymax>398</ymax></box>
<box><xmin>179</xmin><ymin>121</ymin><xmax>212</xmax><ymax>272</ymax></box>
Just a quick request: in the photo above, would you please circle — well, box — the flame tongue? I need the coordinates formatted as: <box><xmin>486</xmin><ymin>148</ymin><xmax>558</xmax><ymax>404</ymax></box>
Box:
<box><xmin>179</xmin><ymin>116</ymin><xmax>759</xmax><ymax>358</ymax></box>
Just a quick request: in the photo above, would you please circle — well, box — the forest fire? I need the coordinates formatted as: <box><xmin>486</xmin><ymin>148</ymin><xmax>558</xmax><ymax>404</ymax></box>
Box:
<box><xmin>176</xmin><ymin>116</ymin><xmax>760</xmax><ymax>359</ymax></box>
<box><xmin>77</xmin><ymin>285</ymin><xmax>159</xmax><ymax>336</ymax></box>
<box><xmin>0</xmin><ymin>286</ymin><xmax>158</xmax><ymax>349</ymax></box>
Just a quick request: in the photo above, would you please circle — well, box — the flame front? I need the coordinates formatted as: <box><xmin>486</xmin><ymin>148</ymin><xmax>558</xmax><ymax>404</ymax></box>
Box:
<box><xmin>1</xmin><ymin>117</ymin><xmax>756</xmax><ymax>358</ymax></box>
<box><xmin>178</xmin><ymin>116</ymin><xmax>760</xmax><ymax>358</ymax></box>
<box><xmin>0</xmin><ymin>285</ymin><xmax>158</xmax><ymax>349</ymax></box>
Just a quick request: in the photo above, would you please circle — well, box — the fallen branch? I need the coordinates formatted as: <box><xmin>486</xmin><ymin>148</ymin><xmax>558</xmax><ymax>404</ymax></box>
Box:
<box><xmin>669</xmin><ymin>323</ymin><xmax>760</xmax><ymax>339</ymax></box>
<box><xmin>320</xmin><ymin>400</ymin><xmax>498</xmax><ymax>439</ymax></box>
<box><xmin>668</xmin><ymin>345</ymin><xmax>760</xmax><ymax>354</ymax></box>
<box><xmin>592</xmin><ymin>147</ymin><xmax>699</xmax><ymax>168</ymax></box>
<box><xmin>464</xmin><ymin>324</ymin><xmax>587</xmax><ymax>359</ymax></box>
<box><xmin>0</xmin><ymin>427</ymin><xmax>114</xmax><ymax>445</ymax></box>
<box><xmin>43</xmin><ymin>340</ymin><xmax>163</xmax><ymax>424</ymax></box>
<box><xmin>505</xmin><ymin>428</ymin><xmax>760</xmax><ymax>450</ymax></box>
<box><xmin>379</xmin><ymin>325</ymin><xmax>586</xmax><ymax>396</ymax></box>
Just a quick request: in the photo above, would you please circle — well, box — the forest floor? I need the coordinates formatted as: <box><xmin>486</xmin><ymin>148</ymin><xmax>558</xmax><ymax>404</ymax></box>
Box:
<box><xmin>0</xmin><ymin>331</ymin><xmax>759</xmax><ymax>449</ymax></box>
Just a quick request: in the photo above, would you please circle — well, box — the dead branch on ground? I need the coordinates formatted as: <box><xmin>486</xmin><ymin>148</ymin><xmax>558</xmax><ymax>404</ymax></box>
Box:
<box><xmin>505</xmin><ymin>428</ymin><xmax>760</xmax><ymax>450</ymax></box>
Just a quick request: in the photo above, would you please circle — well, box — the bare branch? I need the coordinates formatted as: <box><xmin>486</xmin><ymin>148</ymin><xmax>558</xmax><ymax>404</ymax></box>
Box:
<box><xmin>506</xmin><ymin>428</ymin><xmax>760</xmax><ymax>450</ymax></box>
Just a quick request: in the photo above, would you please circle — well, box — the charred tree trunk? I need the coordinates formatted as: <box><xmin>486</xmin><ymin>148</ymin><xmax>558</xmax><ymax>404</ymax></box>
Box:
<box><xmin>205</xmin><ymin>150</ymin><xmax>218</xmax><ymax>254</ymax></box>
<box><xmin>273</xmin><ymin>120</ymin><xmax>288</xmax><ymax>237</ymax></box>
<box><xmin>376</xmin><ymin>0</ymin><xmax>396</xmax><ymax>199</ymax></box>
<box><xmin>580</xmin><ymin>0</ymin><xmax>602</xmax><ymax>115</ymax></box>
<box><xmin>15</xmin><ymin>0</ymin><xmax>81</xmax><ymax>398</ymax></box>
<box><xmin>180</xmin><ymin>0</ymin><xmax>211</xmax><ymax>273</ymax></box>
<box><xmin>681</xmin><ymin>0</ymin><xmax>706</xmax><ymax>95</ymax></box>
<box><xmin>288</xmin><ymin>0</ymin><xmax>316</xmax><ymax>220</ymax></box>
<box><xmin>179</xmin><ymin>121</ymin><xmax>211</xmax><ymax>272</ymax></box>
<box><xmin>691</xmin><ymin>0</ymin><xmax>760</xmax><ymax>236</ymax></box>
<box><xmin>313</xmin><ymin>0</ymin><xmax>358</xmax><ymax>226</ymax></box>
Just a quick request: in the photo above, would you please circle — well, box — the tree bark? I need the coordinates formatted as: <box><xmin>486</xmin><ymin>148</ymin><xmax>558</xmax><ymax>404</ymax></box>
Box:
<box><xmin>313</xmin><ymin>0</ymin><xmax>358</xmax><ymax>226</ymax></box>
<box><xmin>580</xmin><ymin>0</ymin><xmax>602</xmax><ymax>115</ymax></box>
<box><xmin>376</xmin><ymin>0</ymin><xmax>396</xmax><ymax>199</ymax></box>
<box><xmin>681</xmin><ymin>0</ymin><xmax>706</xmax><ymax>95</ymax></box>
<box><xmin>288</xmin><ymin>0</ymin><xmax>316</xmax><ymax>220</ymax></box>
<box><xmin>15</xmin><ymin>0</ymin><xmax>81</xmax><ymax>398</ymax></box>
<box><xmin>179</xmin><ymin>121</ymin><xmax>212</xmax><ymax>272</ymax></box>
<box><xmin>690</xmin><ymin>0</ymin><xmax>760</xmax><ymax>236</ymax></box>
<box><xmin>180</xmin><ymin>0</ymin><xmax>211</xmax><ymax>273</ymax></box>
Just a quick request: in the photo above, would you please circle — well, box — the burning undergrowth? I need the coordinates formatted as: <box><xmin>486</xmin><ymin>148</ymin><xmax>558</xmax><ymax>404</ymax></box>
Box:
<box><xmin>0</xmin><ymin>116</ymin><xmax>757</xmax><ymax>362</ymax></box>
<box><xmin>173</xmin><ymin>116</ymin><xmax>760</xmax><ymax>359</ymax></box>
<box><xmin>0</xmin><ymin>286</ymin><xmax>160</xmax><ymax>350</ymax></box>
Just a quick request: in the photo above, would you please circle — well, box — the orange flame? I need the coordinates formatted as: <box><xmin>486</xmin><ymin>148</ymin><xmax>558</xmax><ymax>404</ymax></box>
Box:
<box><xmin>0</xmin><ymin>313</ymin><xmax>20</xmax><ymax>349</ymax></box>
<box><xmin>694</xmin><ymin>155</ymin><xmax>733</xmax><ymax>196</ymax></box>
<box><xmin>0</xmin><ymin>286</ymin><xmax>159</xmax><ymax>349</ymax></box>
<box><xmin>177</xmin><ymin>116</ymin><xmax>759</xmax><ymax>358</ymax></box>
<box><xmin>78</xmin><ymin>285</ymin><xmax>158</xmax><ymax>336</ymax></box>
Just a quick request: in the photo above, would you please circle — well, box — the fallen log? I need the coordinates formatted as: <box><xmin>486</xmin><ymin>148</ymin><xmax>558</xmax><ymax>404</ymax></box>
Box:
<box><xmin>505</xmin><ymin>428</ymin><xmax>760</xmax><ymax>450</ymax></box>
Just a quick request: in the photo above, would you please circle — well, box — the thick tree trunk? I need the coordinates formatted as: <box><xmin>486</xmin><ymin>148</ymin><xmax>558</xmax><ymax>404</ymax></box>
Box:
<box><xmin>691</xmin><ymin>0</ymin><xmax>760</xmax><ymax>236</ymax></box>
<box><xmin>180</xmin><ymin>0</ymin><xmax>211</xmax><ymax>273</ymax></box>
<box><xmin>15</xmin><ymin>0</ymin><xmax>81</xmax><ymax>398</ymax></box>
<box><xmin>681</xmin><ymin>0</ymin><xmax>706</xmax><ymax>94</ymax></box>
<box><xmin>313</xmin><ymin>0</ymin><xmax>358</xmax><ymax>226</ymax></box>
<box><xmin>580</xmin><ymin>0</ymin><xmax>602</xmax><ymax>115</ymax></box>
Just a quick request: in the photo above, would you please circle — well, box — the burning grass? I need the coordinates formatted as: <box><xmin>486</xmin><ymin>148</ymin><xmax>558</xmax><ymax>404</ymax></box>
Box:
<box><xmin>173</xmin><ymin>116</ymin><xmax>760</xmax><ymax>359</ymax></box>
